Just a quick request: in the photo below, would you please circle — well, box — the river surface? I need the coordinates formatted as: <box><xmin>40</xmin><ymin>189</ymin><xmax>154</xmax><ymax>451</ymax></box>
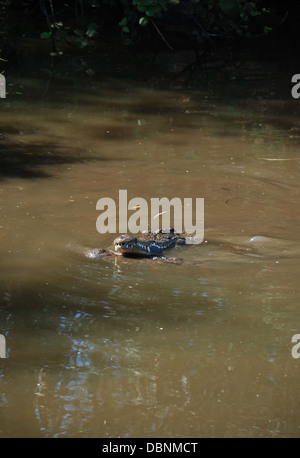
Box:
<box><xmin>1</xmin><ymin>65</ymin><xmax>300</xmax><ymax>437</ymax></box>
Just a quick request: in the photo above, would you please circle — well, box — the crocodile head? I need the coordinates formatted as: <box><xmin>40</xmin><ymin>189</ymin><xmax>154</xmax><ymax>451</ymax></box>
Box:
<box><xmin>113</xmin><ymin>230</ymin><xmax>186</xmax><ymax>257</ymax></box>
<box><xmin>114</xmin><ymin>234</ymin><xmax>165</xmax><ymax>256</ymax></box>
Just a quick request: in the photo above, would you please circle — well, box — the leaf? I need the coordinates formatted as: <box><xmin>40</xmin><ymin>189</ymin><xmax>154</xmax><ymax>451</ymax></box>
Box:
<box><xmin>80</xmin><ymin>39</ymin><xmax>88</xmax><ymax>47</ymax></box>
<box><xmin>137</xmin><ymin>5</ymin><xmax>147</xmax><ymax>12</ymax></box>
<box><xmin>146</xmin><ymin>9</ymin><xmax>155</xmax><ymax>17</ymax></box>
<box><xmin>219</xmin><ymin>0</ymin><xmax>235</xmax><ymax>11</ymax></box>
<box><xmin>40</xmin><ymin>31</ymin><xmax>52</xmax><ymax>39</ymax></box>
<box><xmin>86</xmin><ymin>68</ymin><xmax>95</xmax><ymax>77</ymax></box>
<box><xmin>86</xmin><ymin>23</ymin><xmax>98</xmax><ymax>37</ymax></box>
<box><xmin>122</xmin><ymin>26</ymin><xmax>130</xmax><ymax>33</ymax></box>
<box><xmin>118</xmin><ymin>17</ymin><xmax>127</xmax><ymax>27</ymax></box>
<box><xmin>139</xmin><ymin>17</ymin><xmax>149</xmax><ymax>27</ymax></box>
<box><xmin>264</xmin><ymin>25</ymin><xmax>272</xmax><ymax>34</ymax></box>
<box><xmin>74</xmin><ymin>29</ymin><xmax>83</xmax><ymax>36</ymax></box>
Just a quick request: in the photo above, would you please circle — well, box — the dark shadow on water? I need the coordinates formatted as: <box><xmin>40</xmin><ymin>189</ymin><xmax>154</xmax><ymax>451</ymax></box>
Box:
<box><xmin>0</xmin><ymin>135</ymin><xmax>115</xmax><ymax>180</ymax></box>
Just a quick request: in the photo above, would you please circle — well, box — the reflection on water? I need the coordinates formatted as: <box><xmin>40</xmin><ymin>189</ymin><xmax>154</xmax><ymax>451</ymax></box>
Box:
<box><xmin>1</xmin><ymin>70</ymin><xmax>300</xmax><ymax>437</ymax></box>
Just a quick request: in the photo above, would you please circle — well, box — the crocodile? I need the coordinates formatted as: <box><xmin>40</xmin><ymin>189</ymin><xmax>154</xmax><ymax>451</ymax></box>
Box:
<box><xmin>82</xmin><ymin>229</ymin><xmax>188</xmax><ymax>264</ymax></box>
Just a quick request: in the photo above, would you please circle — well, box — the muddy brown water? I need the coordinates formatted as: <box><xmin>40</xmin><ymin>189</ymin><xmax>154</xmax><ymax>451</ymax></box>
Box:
<box><xmin>1</xmin><ymin>70</ymin><xmax>300</xmax><ymax>437</ymax></box>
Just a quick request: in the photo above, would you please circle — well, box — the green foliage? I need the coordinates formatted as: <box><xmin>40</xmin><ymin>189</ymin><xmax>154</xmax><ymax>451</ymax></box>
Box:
<box><xmin>0</xmin><ymin>0</ymin><xmax>274</xmax><ymax>67</ymax></box>
<box><xmin>219</xmin><ymin>0</ymin><xmax>235</xmax><ymax>12</ymax></box>
<box><xmin>40</xmin><ymin>31</ymin><xmax>51</xmax><ymax>39</ymax></box>
<box><xmin>73</xmin><ymin>24</ymin><xmax>99</xmax><ymax>48</ymax></box>
<box><xmin>119</xmin><ymin>17</ymin><xmax>130</xmax><ymax>33</ymax></box>
<box><xmin>115</xmin><ymin>0</ymin><xmax>272</xmax><ymax>47</ymax></box>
